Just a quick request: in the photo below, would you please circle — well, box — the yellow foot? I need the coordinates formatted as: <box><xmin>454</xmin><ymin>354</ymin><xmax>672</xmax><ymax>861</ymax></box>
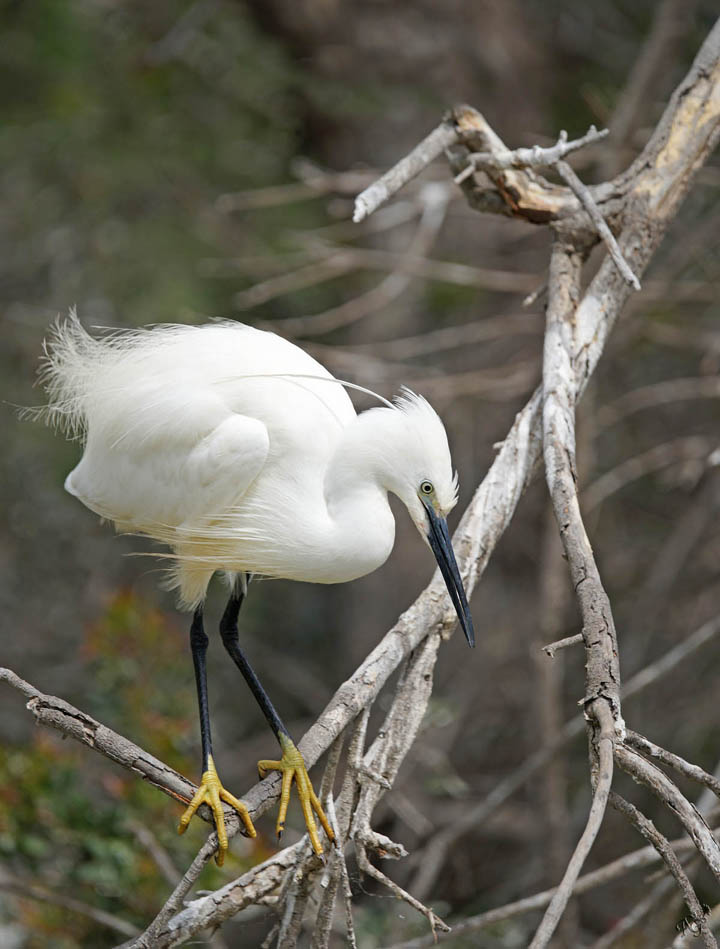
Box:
<box><xmin>178</xmin><ymin>755</ymin><xmax>256</xmax><ymax>866</ymax></box>
<box><xmin>258</xmin><ymin>733</ymin><xmax>335</xmax><ymax>856</ymax></box>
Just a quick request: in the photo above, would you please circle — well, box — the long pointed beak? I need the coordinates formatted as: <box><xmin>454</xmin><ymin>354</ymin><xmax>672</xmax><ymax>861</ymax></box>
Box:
<box><xmin>423</xmin><ymin>499</ymin><xmax>475</xmax><ymax>647</ymax></box>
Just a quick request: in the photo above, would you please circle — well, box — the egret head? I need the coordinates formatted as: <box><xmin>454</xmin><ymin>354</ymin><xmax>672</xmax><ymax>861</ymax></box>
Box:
<box><xmin>374</xmin><ymin>390</ymin><xmax>475</xmax><ymax>647</ymax></box>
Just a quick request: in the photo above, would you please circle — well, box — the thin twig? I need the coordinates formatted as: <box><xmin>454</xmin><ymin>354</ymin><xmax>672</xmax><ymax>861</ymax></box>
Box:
<box><xmin>355</xmin><ymin>841</ymin><xmax>449</xmax><ymax>937</ymax></box>
<box><xmin>339</xmin><ymin>854</ymin><xmax>358</xmax><ymax>949</ymax></box>
<box><xmin>350</xmin><ymin>634</ymin><xmax>449</xmax><ymax>933</ymax></box>
<box><xmin>455</xmin><ymin>125</ymin><xmax>609</xmax><ymax>181</ymax></box>
<box><xmin>534</xmin><ymin>504</ymin><xmax>578</xmax><ymax>943</ymax></box>
<box><xmin>275</xmin><ymin>847</ymin><xmax>320</xmax><ymax>949</ymax></box>
<box><xmin>556</xmin><ymin>159</ymin><xmax>641</xmax><ymax>289</ymax></box>
<box><xmin>523</xmin><ymin>280</ymin><xmax>548</xmax><ymax>307</ymax></box>
<box><xmin>625</xmin><ymin>731</ymin><xmax>720</xmax><ymax>801</ymax></box>
<box><xmin>542</xmin><ymin>633</ymin><xmax>583</xmax><ymax>658</ymax></box>
<box><xmin>311</xmin><ymin>815</ymin><xmax>343</xmax><ymax>948</ymax></box>
<box><xmin>353</xmin><ymin>120</ymin><xmax>459</xmax><ymax>222</ymax></box>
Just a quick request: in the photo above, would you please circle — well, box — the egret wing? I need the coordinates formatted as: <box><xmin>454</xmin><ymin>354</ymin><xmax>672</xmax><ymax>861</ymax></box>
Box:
<box><xmin>67</xmin><ymin>404</ymin><xmax>270</xmax><ymax>536</ymax></box>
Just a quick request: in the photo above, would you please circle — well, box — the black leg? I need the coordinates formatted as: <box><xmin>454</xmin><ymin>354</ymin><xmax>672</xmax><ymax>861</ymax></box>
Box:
<box><xmin>180</xmin><ymin>605</ymin><xmax>257</xmax><ymax>862</ymax></box>
<box><xmin>219</xmin><ymin>582</ymin><xmax>335</xmax><ymax>853</ymax></box>
<box><xmin>219</xmin><ymin>587</ymin><xmax>291</xmax><ymax>744</ymax></box>
<box><xmin>189</xmin><ymin>606</ymin><xmax>213</xmax><ymax>771</ymax></box>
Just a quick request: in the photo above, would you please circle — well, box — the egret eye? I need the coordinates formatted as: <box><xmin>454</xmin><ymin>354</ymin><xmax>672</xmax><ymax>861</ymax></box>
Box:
<box><xmin>420</xmin><ymin>480</ymin><xmax>434</xmax><ymax>496</ymax></box>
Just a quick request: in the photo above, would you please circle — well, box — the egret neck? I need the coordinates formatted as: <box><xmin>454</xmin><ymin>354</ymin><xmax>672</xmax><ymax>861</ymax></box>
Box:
<box><xmin>324</xmin><ymin>405</ymin><xmax>475</xmax><ymax>646</ymax></box>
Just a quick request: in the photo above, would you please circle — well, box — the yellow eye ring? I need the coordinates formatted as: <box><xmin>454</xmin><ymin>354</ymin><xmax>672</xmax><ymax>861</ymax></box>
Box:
<box><xmin>420</xmin><ymin>480</ymin><xmax>434</xmax><ymax>495</ymax></box>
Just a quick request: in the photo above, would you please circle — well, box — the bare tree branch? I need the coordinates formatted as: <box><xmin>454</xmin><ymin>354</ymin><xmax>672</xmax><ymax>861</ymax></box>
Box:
<box><xmin>384</xmin><ymin>820</ymin><xmax>719</xmax><ymax>949</ymax></box>
<box><xmin>353</xmin><ymin>119</ymin><xmax>459</xmax><ymax>222</ymax></box>
<box><xmin>453</xmin><ymin>121</ymin><xmax>641</xmax><ymax>287</ymax></box>
<box><xmin>625</xmin><ymin>732</ymin><xmax>720</xmax><ymax>800</ymax></box>
<box><xmin>555</xmin><ymin>158</ymin><xmax>641</xmax><ymax>288</ymax></box>
<box><xmin>610</xmin><ymin>793</ymin><xmax>716</xmax><ymax>948</ymax></box>
<box><xmin>529</xmin><ymin>702</ymin><xmax>615</xmax><ymax>949</ymax></box>
<box><xmin>542</xmin><ymin>633</ymin><xmax>583</xmax><ymax>658</ymax></box>
<box><xmin>615</xmin><ymin>745</ymin><xmax>720</xmax><ymax>882</ymax></box>
<box><xmin>526</xmin><ymin>238</ymin><xmax>621</xmax><ymax>947</ymax></box>
<box><xmin>0</xmin><ymin>668</ymin><xmax>205</xmax><ymax>814</ymax></box>
<box><xmin>410</xmin><ymin>611</ymin><xmax>720</xmax><ymax>901</ymax></box>
<box><xmin>454</xmin><ymin>125</ymin><xmax>609</xmax><ymax>181</ymax></box>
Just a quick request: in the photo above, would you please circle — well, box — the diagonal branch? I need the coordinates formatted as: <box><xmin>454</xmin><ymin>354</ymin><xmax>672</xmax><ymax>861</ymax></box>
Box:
<box><xmin>0</xmin><ymin>668</ymin><xmax>201</xmax><ymax>812</ymax></box>
<box><xmin>625</xmin><ymin>731</ymin><xmax>720</xmax><ymax>800</ymax></box>
<box><xmin>615</xmin><ymin>745</ymin><xmax>720</xmax><ymax>882</ymax></box>
<box><xmin>410</xmin><ymin>611</ymin><xmax>720</xmax><ymax>901</ymax></box>
<box><xmin>555</xmin><ymin>159</ymin><xmax>641</xmax><ymax>289</ymax></box>
<box><xmin>353</xmin><ymin>119</ymin><xmax>458</xmax><ymax>222</ymax></box>
<box><xmin>609</xmin><ymin>793</ymin><xmax>717</xmax><ymax>948</ymax></box>
<box><xmin>529</xmin><ymin>702</ymin><xmax>615</xmax><ymax>949</ymax></box>
<box><xmin>386</xmin><ymin>818</ymin><xmax>720</xmax><ymax>949</ymax></box>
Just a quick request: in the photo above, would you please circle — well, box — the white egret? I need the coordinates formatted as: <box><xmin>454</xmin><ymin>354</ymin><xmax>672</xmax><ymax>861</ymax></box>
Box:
<box><xmin>40</xmin><ymin>314</ymin><xmax>474</xmax><ymax>862</ymax></box>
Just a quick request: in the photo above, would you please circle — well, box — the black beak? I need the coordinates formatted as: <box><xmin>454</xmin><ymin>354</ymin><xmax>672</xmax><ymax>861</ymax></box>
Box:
<box><xmin>423</xmin><ymin>499</ymin><xmax>475</xmax><ymax>647</ymax></box>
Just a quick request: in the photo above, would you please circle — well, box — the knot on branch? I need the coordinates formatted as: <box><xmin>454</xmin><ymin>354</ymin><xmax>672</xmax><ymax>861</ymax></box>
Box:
<box><xmin>358</xmin><ymin>828</ymin><xmax>408</xmax><ymax>861</ymax></box>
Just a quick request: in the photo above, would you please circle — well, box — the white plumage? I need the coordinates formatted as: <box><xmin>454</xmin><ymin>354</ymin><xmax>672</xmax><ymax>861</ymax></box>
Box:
<box><xmin>41</xmin><ymin>314</ymin><xmax>463</xmax><ymax>611</ymax></box>
<box><xmin>38</xmin><ymin>311</ymin><xmax>474</xmax><ymax>861</ymax></box>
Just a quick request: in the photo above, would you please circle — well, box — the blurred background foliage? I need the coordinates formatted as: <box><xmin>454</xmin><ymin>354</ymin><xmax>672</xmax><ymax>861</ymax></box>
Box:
<box><xmin>1</xmin><ymin>0</ymin><xmax>720</xmax><ymax>946</ymax></box>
